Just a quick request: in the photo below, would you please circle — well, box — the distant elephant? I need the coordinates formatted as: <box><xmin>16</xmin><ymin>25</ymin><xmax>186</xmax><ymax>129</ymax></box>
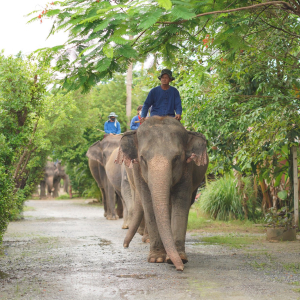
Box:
<box><xmin>40</xmin><ymin>161</ymin><xmax>69</xmax><ymax>198</ymax></box>
<box><xmin>87</xmin><ymin>135</ymin><xmax>123</xmax><ymax>220</ymax></box>
<box><xmin>116</xmin><ymin>117</ymin><xmax>208</xmax><ymax>271</ymax></box>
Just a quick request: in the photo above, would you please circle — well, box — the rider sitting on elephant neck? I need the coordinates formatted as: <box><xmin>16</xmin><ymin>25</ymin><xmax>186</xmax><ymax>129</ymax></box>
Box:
<box><xmin>104</xmin><ymin>112</ymin><xmax>121</xmax><ymax>135</ymax></box>
<box><xmin>140</xmin><ymin>69</ymin><xmax>182</xmax><ymax>124</ymax></box>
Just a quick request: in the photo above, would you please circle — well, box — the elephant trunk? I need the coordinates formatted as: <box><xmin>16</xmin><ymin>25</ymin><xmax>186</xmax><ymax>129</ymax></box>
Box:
<box><xmin>148</xmin><ymin>157</ymin><xmax>184</xmax><ymax>271</ymax></box>
<box><xmin>46</xmin><ymin>176</ymin><xmax>54</xmax><ymax>194</ymax></box>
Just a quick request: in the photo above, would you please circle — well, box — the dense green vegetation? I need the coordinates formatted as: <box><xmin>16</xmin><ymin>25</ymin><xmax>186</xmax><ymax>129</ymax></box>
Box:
<box><xmin>0</xmin><ymin>0</ymin><xmax>299</xmax><ymax>242</ymax></box>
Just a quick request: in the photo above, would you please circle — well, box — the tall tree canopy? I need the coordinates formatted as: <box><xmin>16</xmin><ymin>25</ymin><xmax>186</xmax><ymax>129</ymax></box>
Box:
<box><xmin>30</xmin><ymin>0</ymin><xmax>300</xmax><ymax>91</ymax></box>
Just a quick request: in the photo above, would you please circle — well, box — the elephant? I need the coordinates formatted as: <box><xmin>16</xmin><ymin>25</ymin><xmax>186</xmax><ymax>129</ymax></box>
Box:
<box><xmin>106</xmin><ymin>147</ymin><xmax>148</xmax><ymax>236</ymax></box>
<box><xmin>87</xmin><ymin>135</ymin><xmax>123</xmax><ymax>220</ymax></box>
<box><xmin>40</xmin><ymin>161</ymin><xmax>69</xmax><ymax>198</ymax></box>
<box><xmin>116</xmin><ymin>116</ymin><xmax>208</xmax><ymax>271</ymax></box>
<box><xmin>105</xmin><ymin>147</ymin><xmax>133</xmax><ymax>228</ymax></box>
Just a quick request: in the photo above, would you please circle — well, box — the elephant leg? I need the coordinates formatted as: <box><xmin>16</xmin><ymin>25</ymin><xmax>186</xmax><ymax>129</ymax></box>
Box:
<box><xmin>40</xmin><ymin>181</ymin><xmax>46</xmax><ymax>199</ymax></box>
<box><xmin>142</xmin><ymin>223</ymin><xmax>150</xmax><ymax>243</ymax></box>
<box><xmin>116</xmin><ymin>194</ymin><xmax>123</xmax><ymax>219</ymax></box>
<box><xmin>106</xmin><ymin>183</ymin><xmax>118</xmax><ymax>220</ymax></box>
<box><xmin>121</xmin><ymin>176</ymin><xmax>134</xmax><ymax>229</ymax></box>
<box><xmin>100</xmin><ymin>188</ymin><xmax>107</xmax><ymax>217</ymax></box>
<box><xmin>123</xmin><ymin>188</ymin><xmax>144</xmax><ymax>248</ymax></box>
<box><xmin>53</xmin><ymin>179</ymin><xmax>60</xmax><ymax>198</ymax></box>
<box><xmin>137</xmin><ymin>215</ymin><xmax>145</xmax><ymax>236</ymax></box>
<box><xmin>167</xmin><ymin>182</ymin><xmax>193</xmax><ymax>265</ymax></box>
<box><xmin>119</xmin><ymin>196</ymin><xmax>128</xmax><ymax>229</ymax></box>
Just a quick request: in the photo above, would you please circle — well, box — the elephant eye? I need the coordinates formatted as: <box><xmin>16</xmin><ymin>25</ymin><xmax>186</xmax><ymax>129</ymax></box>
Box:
<box><xmin>173</xmin><ymin>155</ymin><xmax>181</xmax><ymax>164</ymax></box>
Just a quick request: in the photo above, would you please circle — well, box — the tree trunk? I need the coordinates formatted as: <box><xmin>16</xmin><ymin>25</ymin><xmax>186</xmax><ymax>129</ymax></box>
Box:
<box><xmin>126</xmin><ymin>62</ymin><xmax>133</xmax><ymax>128</ymax></box>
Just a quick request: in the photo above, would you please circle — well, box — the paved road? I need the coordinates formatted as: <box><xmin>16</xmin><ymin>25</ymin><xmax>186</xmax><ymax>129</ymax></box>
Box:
<box><xmin>0</xmin><ymin>200</ymin><xmax>299</xmax><ymax>300</ymax></box>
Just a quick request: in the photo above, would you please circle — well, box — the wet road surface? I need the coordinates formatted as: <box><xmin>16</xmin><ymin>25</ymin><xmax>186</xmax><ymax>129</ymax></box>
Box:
<box><xmin>0</xmin><ymin>200</ymin><xmax>300</xmax><ymax>299</ymax></box>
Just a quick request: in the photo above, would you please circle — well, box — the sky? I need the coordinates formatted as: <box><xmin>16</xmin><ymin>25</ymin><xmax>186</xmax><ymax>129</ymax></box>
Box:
<box><xmin>0</xmin><ymin>0</ymin><xmax>68</xmax><ymax>56</ymax></box>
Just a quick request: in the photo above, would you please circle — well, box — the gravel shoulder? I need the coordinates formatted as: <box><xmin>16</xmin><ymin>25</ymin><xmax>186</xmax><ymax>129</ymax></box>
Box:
<box><xmin>0</xmin><ymin>199</ymin><xmax>300</xmax><ymax>300</ymax></box>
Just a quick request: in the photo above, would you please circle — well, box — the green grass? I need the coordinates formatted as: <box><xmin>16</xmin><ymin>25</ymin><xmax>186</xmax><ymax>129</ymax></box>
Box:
<box><xmin>195</xmin><ymin>174</ymin><xmax>261</xmax><ymax>221</ymax></box>
<box><xmin>250</xmin><ymin>261</ymin><xmax>268</xmax><ymax>269</ymax></box>
<box><xmin>55</xmin><ymin>194</ymin><xmax>71</xmax><ymax>200</ymax></box>
<box><xmin>23</xmin><ymin>206</ymin><xmax>35</xmax><ymax>212</ymax></box>
<box><xmin>283</xmin><ymin>263</ymin><xmax>300</xmax><ymax>274</ymax></box>
<box><xmin>289</xmin><ymin>281</ymin><xmax>300</xmax><ymax>286</ymax></box>
<box><xmin>199</xmin><ymin>233</ymin><xmax>263</xmax><ymax>249</ymax></box>
<box><xmin>293</xmin><ymin>288</ymin><xmax>300</xmax><ymax>293</ymax></box>
<box><xmin>187</xmin><ymin>209</ymin><xmax>265</xmax><ymax>233</ymax></box>
<box><xmin>187</xmin><ymin>210</ymin><xmax>207</xmax><ymax>230</ymax></box>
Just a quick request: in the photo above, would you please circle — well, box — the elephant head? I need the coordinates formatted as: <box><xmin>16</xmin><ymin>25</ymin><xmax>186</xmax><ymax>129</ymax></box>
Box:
<box><xmin>119</xmin><ymin>116</ymin><xmax>207</xmax><ymax>271</ymax></box>
<box><xmin>86</xmin><ymin>136</ymin><xmax>121</xmax><ymax>166</ymax></box>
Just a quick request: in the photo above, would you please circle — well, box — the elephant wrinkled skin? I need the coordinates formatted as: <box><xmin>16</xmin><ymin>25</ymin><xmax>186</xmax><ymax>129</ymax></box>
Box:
<box><xmin>106</xmin><ymin>147</ymin><xmax>134</xmax><ymax>229</ymax></box>
<box><xmin>87</xmin><ymin>135</ymin><xmax>123</xmax><ymax>220</ymax></box>
<box><xmin>117</xmin><ymin>116</ymin><xmax>208</xmax><ymax>271</ymax></box>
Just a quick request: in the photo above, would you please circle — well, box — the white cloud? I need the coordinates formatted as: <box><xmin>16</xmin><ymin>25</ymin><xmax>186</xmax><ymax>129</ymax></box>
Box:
<box><xmin>0</xmin><ymin>0</ymin><xmax>68</xmax><ymax>56</ymax></box>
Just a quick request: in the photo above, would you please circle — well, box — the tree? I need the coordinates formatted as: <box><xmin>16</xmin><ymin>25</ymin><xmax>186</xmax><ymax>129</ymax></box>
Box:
<box><xmin>0</xmin><ymin>52</ymin><xmax>52</xmax><ymax>240</ymax></box>
<box><xmin>29</xmin><ymin>0</ymin><xmax>300</xmax><ymax>91</ymax></box>
<box><xmin>28</xmin><ymin>0</ymin><xmax>299</xmax><ymax>211</ymax></box>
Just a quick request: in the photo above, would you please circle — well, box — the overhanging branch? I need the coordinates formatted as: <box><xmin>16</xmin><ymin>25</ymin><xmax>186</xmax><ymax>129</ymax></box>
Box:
<box><xmin>158</xmin><ymin>1</ymin><xmax>295</xmax><ymax>25</ymax></box>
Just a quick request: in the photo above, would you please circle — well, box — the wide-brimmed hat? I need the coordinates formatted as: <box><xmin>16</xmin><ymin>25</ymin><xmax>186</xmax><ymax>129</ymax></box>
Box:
<box><xmin>108</xmin><ymin>112</ymin><xmax>118</xmax><ymax>118</ymax></box>
<box><xmin>158</xmin><ymin>69</ymin><xmax>175</xmax><ymax>81</ymax></box>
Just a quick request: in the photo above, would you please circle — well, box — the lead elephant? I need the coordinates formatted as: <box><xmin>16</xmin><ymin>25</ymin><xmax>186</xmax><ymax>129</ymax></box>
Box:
<box><xmin>116</xmin><ymin>116</ymin><xmax>208</xmax><ymax>271</ymax></box>
<box><xmin>87</xmin><ymin>135</ymin><xmax>123</xmax><ymax>220</ymax></box>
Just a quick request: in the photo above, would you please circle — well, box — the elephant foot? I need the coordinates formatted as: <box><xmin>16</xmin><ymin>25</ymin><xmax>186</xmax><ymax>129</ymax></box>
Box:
<box><xmin>117</xmin><ymin>211</ymin><xmax>123</xmax><ymax>219</ymax></box>
<box><xmin>122</xmin><ymin>223</ymin><xmax>129</xmax><ymax>229</ymax></box>
<box><xmin>148</xmin><ymin>251</ymin><xmax>166</xmax><ymax>263</ymax></box>
<box><xmin>142</xmin><ymin>234</ymin><xmax>150</xmax><ymax>243</ymax></box>
<box><xmin>137</xmin><ymin>226</ymin><xmax>145</xmax><ymax>236</ymax></box>
<box><xmin>104</xmin><ymin>212</ymin><xmax>107</xmax><ymax>218</ymax></box>
<box><xmin>166</xmin><ymin>252</ymin><xmax>188</xmax><ymax>265</ymax></box>
<box><xmin>106</xmin><ymin>215</ymin><xmax>119</xmax><ymax>220</ymax></box>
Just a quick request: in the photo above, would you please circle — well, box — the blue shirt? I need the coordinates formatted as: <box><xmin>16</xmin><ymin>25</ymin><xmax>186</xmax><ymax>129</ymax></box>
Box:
<box><xmin>141</xmin><ymin>86</ymin><xmax>182</xmax><ymax>118</ymax></box>
<box><xmin>130</xmin><ymin>115</ymin><xmax>141</xmax><ymax>130</ymax></box>
<box><xmin>104</xmin><ymin>120</ymin><xmax>121</xmax><ymax>134</ymax></box>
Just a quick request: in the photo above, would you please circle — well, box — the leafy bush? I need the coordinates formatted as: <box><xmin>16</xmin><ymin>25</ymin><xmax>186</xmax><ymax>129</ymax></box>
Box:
<box><xmin>197</xmin><ymin>174</ymin><xmax>261</xmax><ymax>221</ymax></box>
<box><xmin>0</xmin><ymin>167</ymin><xmax>15</xmax><ymax>243</ymax></box>
<box><xmin>55</xmin><ymin>194</ymin><xmax>71</xmax><ymax>200</ymax></box>
<box><xmin>264</xmin><ymin>206</ymin><xmax>294</xmax><ymax>229</ymax></box>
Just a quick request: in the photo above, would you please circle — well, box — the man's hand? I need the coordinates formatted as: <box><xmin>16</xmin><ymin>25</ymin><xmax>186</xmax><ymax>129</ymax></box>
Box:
<box><xmin>140</xmin><ymin>117</ymin><xmax>146</xmax><ymax>124</ymax></box>
<box><xmin>175</xmin><ymin>114</ymin><xmax>181</xmax><ymax>121</ymax></box>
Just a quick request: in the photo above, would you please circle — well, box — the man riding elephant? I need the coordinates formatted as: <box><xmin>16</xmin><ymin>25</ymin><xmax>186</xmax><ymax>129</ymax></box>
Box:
<box><xmin>104</xmin><ymin>112</ymin><xmax>121</xmax><ymax>135</ymax></box>
<box><xmin>116</xmin><ymin>116</ymin><xmax>208</xmax><ymax>271</ymax></box>
<box><xmin>140</xmin><ymin>69</ymin><xmax>182</xmax><ymax>124</ymax></box>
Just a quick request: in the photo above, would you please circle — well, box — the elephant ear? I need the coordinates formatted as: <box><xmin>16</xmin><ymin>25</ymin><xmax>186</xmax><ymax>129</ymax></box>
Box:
<box><xmin>186</xmin><ymin>131</ymin><xmax>208</xmax><ymax>166</ymax></box>
<box><xmin>115</xmin><ymin>131</ymin><xmax>138</xmax><ymax>168</ymax></box>
<box><xmin>86</xmin><ymin>140</ymin><xmax>103</xmax><ymax>164</ymax></box>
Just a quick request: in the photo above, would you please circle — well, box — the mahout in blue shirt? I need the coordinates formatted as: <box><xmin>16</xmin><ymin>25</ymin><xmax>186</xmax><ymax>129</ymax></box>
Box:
<box><xmin>141</xmin><ymin>86</ymin><xmax>182</xmax><ymax>118</ymax></box>
<box><xmin>104</xmin><ymin>120</ymin><xmax>121</xmax><ymax>134</ymax></box>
